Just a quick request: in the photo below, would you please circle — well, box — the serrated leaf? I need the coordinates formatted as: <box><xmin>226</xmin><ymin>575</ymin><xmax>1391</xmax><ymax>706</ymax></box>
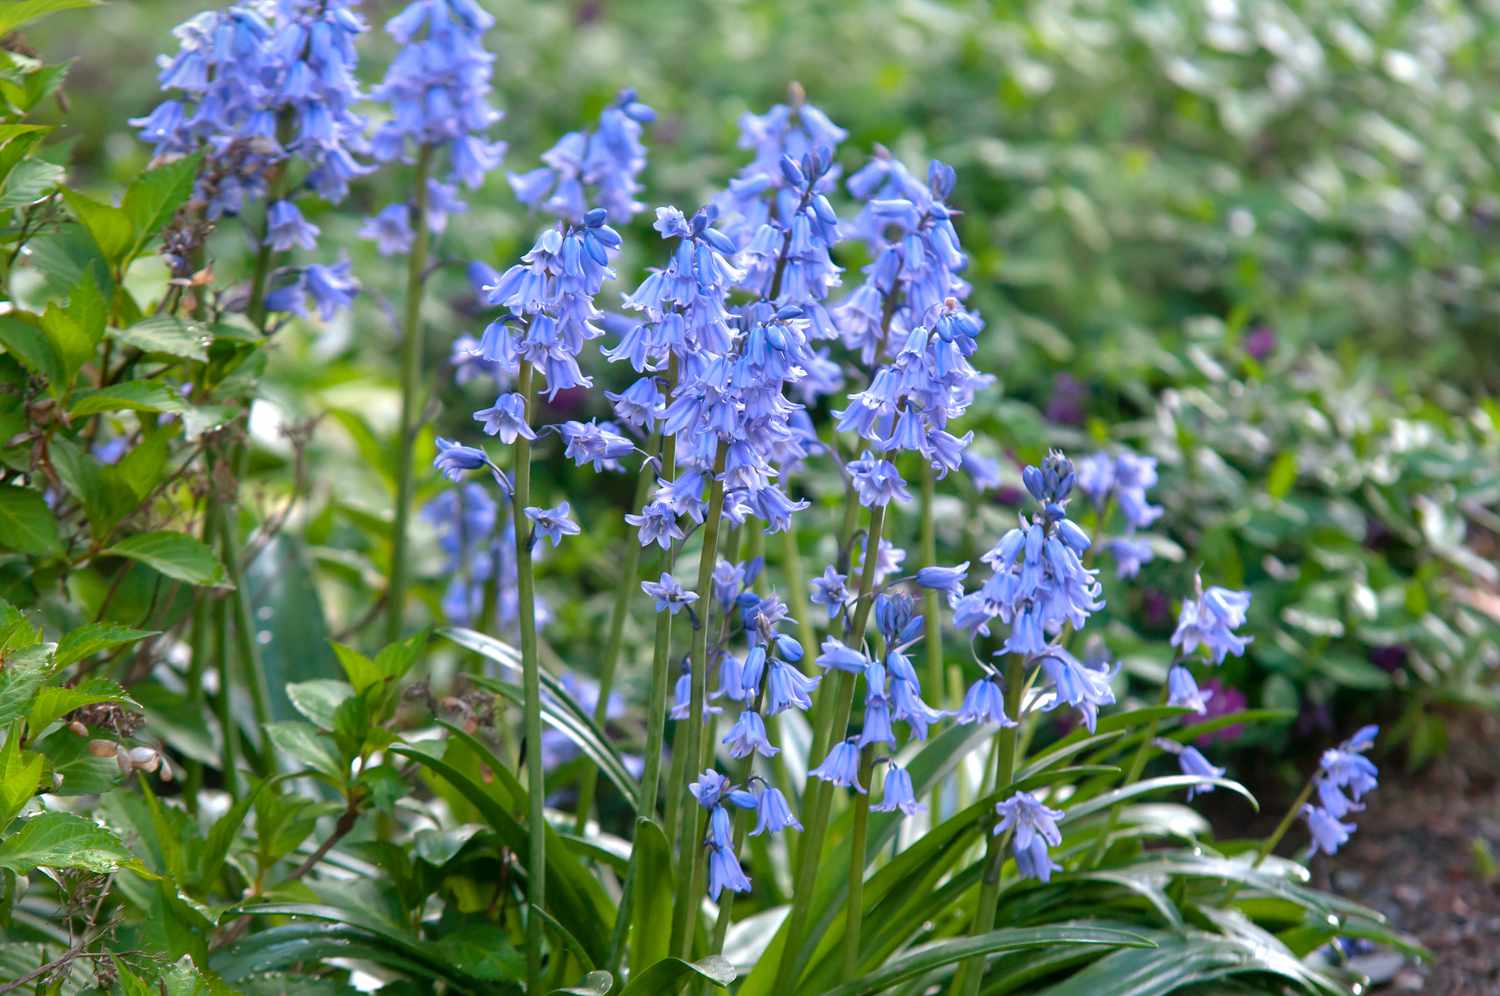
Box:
<box><xmin>103</xmin><ymin>530</ymin><xmax>225</xmax><ymax>586</ymax></box>
<box><xmin>110</xmin><ymin>316</ymin><xmax>211</xmax><ymax>362</ymax></box>
<box><xmin>27</xmin><ymin>677</ymin><xmax>131</xmax><ymax>734</ymax></box>
<box><xmin>54</xmin><ymin>622</ymin><xmax>155</xmax><ymax>669</ymax></box>
<box><xmin>286</xmin><ymin>680</ymin><xmax>354</xmax><ymax>731</ymax></box>
<box><xmin>39</xmin><ymin>300</ymin><xmax>92</xmax><ymax>384</ymax></box>
<box><xmin>122</xmin><ymin>152</ymin><xmax>202</xmax><ymax>252</ymax></box>
<box><xmin>69</xmin><ymin>379</ymin><xmax>190</xmax><ymax>417</ymax></box>
<box><xmin>0</xmin><ymin>483</ymin><xmax>61</xmax><ymax>556</ymax></box>
<box><xmin>0</xmin><ymin>651</ymin><xmax>50</xmax><ymax>728</ymax></box>
<box><xmin>61</xmin><ymin>187</ymin><xmax>132</xmax><ymax>264</ymax></box>
<box><xmin>0</xmin><ymin>810</ymin><xmax>137</xmax><ymax>874</ymax></box>
<box><xmin>0</xmin><ymin>733</ymin><xmax>43</xmax><ymax>830</ymax></box>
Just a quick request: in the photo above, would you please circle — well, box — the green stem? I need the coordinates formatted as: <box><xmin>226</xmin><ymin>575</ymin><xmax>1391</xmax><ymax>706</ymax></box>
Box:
<box><xmin>772</xmin><ymin>501</ymin><xmax>886</xmax><ymax>995</ymax></box>
<box><xmin>510</xmin><ymin>361</ymin><xmax>545</xmax><ymax>996</ymax></box>
<box><xmin>781</xmin><ymin>527</ymin><xmax>819</xmax><ymax>671</ymax></box>
<box><xmin>842</xmin><ymin>746</ymin><xmax>878</xmax><ymax>977</ymax></box>
<box><xmin>574</xmin><ymin>425</ymin><xmax>663</xmax><ymax>834</ymax></box>
<box><xmin>606</xmin><ymin>379</ymin><xmax>680</xmax><ymax>974</ymax></box>
<box><xmin>670</xmin><ymin>440</ymin><xmax>730</xmax><ymax>959</ymax></box>
<box><xmin>1252</xmin><ymin>776</ymin><xmax>1316</xmax><ymax>870</ymax></box>
<box><xmin>384</xmin><ymin>144</ymin><xmax>436</xmax><ymax>646</ymax></box>
<box><xmin>212</xmin><ymin>588</ymin><xmax>238</xmax><ymax>800</ymax></box>
<box><xmin>918</xmin><ymin>461</ymin><xmax>944</xmax><ymax>818</ymax></box>
<box><xmin>951</xmin><ymin>655</ymin><xmax>1026</xmax><ymax>996</ymax></box>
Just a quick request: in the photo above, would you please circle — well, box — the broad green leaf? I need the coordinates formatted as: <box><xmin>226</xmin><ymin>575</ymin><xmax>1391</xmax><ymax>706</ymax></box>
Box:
<box><xmin>618</xmin><ymin>956</ymin><xmax>736</xmax><ymax>996</ymax></box>
<box><xmin>210</xmin><ymin>922</ymin><xmax>465</xmax><ymax>987</ymax></box>
<box><xmin>47</xmin><ymin>435</ymin><xmax>108</xmax><ymax>532</ymax></box>
<box><xmin>629</xmin><ymin>818</ymin><xmax>674</xmax><ymax>972</ymax></box>
<box><xmin>61</xmin><ymin>187</ymin><xmax>132</xmax><ymax>264</ymax></box>
<box><xmin>428</xmin><ymin>921</ymin><xmax>525</xmax><ymax>982</ymax></box>
<box><xmin>54</xmin><ymin>622</ymin><xmax>155</xmax><ymax>668</ymax></box>
<box><xmin>103</xmin><ymin>530</ymin><xmax>225</xmax><ymax>586</ymax></box>
<box><xmin>264</xmin><ymin>722</ymin><xmax>343</xmax><ymax>785</ymax></box>
<box><xmin>27</xmin><ymin>677</ymin><xmax>131</xmax><ymax>734</ymax></box>
<box><xmin>0</xmin><ymin>483</ymin><xmax>61</xmax><ymax>556</ymax></box>
<box><xmin>0</xmin><ymin>314</ymin><xmax>63</xmax><ymax>385</ymax></box>
<box><xmin>1267</xmin><ymin>451</ymin><xmax>1298</xmax><ymax>500</ymax></box>
<box><xmin>0</xmin><ymin>0</ymin><xmax>100</xmax><ymax>35</ymax></box>
<box><xmin>0</xmin><ymin>810</ymin><xmax>138</xmax><ymax>874</ymax></box>
<box><xmin>823</xmin><ymin>925</ymin><xmax>1155</xmax><ymax>996</ymax></box>
<box><xmin>110</xmin><ymin>316</ymin><xmax>211</xmax><ymax>362</ymax></box>
<box><xmin>0</xmin><ymin>155</ymin><xmax>63</xmax><ymax>212</ymax></box>
<box><xmin>245</xmin><ymin>536</ymin><xmax>341</xmax><ymax>722</ymax></box>
<box><xmin>40</xmin><ymin>300</ymin><xmax>92</xmax><ymax>383</ymax></box>
<box><xmin>70</xmin><ymin>379</ymin><xmax>190</xmax><ymax>417</ymax></box>
<box><xmin>109</xmin><ymin>428</ymin><xmax>170</xmax><ymax>501</ymax></box>
<box><xmin>286</xmin><ymin>680</ymin><xmax>354</xmax><ymax>731</ymax></box>
<box><xmin>121</xmin><ymin>152</ymin><xmax>203</xmax><ymax>252</ymax></box>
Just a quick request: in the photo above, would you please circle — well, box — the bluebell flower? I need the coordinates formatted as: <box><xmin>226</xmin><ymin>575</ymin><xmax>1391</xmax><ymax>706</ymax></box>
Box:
<box><xmin>672</xmin><ymin>668</ymin><xmax>721</xmax><ymax>720</ymax></box>
<box><xmin>858</xmin><ymin>695</ymin><xmax>896</xmax><ymax>748</ymax></box>
<box><xmin>1166</xmin><ymin>743</ymin><xmax>1226</xmax><ymax>800</ymax></box>
<box><xmin>712</xmin><ymin>560</ymin><xmax>748</xmax><ymax>613</ymax></box>
<box><xmin>265</xmin><ymin>259</ymin><xmax>362</xmax><ymax>322</ymax></box>
<box><xmin>855</xmin><ymin>536</ymin><xmax>907</xmax><ymax>586</ymax></box>
<box><xmin>509</xmin><ymin>88</ymin><xmax>655</xmax><ymax>223</ymax></box>
<box><xmin>1171</xmin><ymin>580</ymin><xmax>1253</xmax><ymax>664</ymax></box>
<box><xmin>1311</xmin><ymin>726</ymin><xmax>1380</xmax><ymax>831</ymax></box>
<box><xmin>955</xmin><ymin>677</ymin><xmax>1016</xmax><ymax>727</ymax></box>
<box><xmin>872</xmin><ymin>763</ymin><xmax>924</xmax><ymax>816</ymax></box>
<box><xmin>524</xmin><ymin>502</ymin><xmax>578</xmax><ymax>547</ymax></box>
<box><xmin>705</xmin><ymin>803</ymin><xmax>734</xmax><ymax>849</ymax></box>
<box><xmin>1166</xmin><ymin>665</ymin><xmax>1212</xmax><ymax>714</ymax></box>
<box><xmin>266</xmin><ymin>201</ymin><xmax>319</xmax><ymax>252</ymax></box>
<box><xmin>816</xmin><ymin>637</ymin><xmax>868</xmax><ymax>674</ymax></box>
<box><xmin>810</xmin><ymin>738</ymin><xmax>866</xmax><ymax>793</ymax></box>
<box><xmin>994</xmin><ymin>791</ymin><xmax>1065</xmax><ymax>883</ymax></box>
<box><xmin>847</xmin><ymin>451</ymin><xmax>911</xmax><ymax>507</ymax></box>
<box><xmin>642</xmin><ymin>572</ymin><xmax>698</xmax><ymax>615</ymax></box>
<box><xmin>739</xmin><ymin>646</ymin><xmax>767</xmax><ymax>698</ymax></box>
<box><xmin>1035</xmin><ymin>646</ymin><xmax>1116</xmax><ymax>733</ymax></box>
<box><xmin>915</xmin><ymin>562</ymin><xmax>970</xmax><ymax>605</ymax></box>
<box><xmin>557</xmin><ymin>419</ymin><xmax>635</xmax><ymax>472</ymax></box>
<box><xmin>359</xmin><ymin>203</ymin><xmax>415</xmax><ymax>256</ymax></box>
<box><xmin>473</xmin><ymin>392</ymin><xmax>536</xmax><ymax>442</ymax></box>
<box><xmin>706</xmin><ymin>843</ymin><xmax>751</xmax><ymax>899</ymax></box>
<box><xmin>809</xmin><ymin>565</ymin><xmax>850</xmax><ymax>619</ymax></box>
<box><xmin>749</xmin><ymin>784</ymin><xmax>802</xmax><ymax>836</ymax></box>
<box><xmin>764</xmin><ymin>658</ymin><xmax>820</xmax><ymax>715</ymax></box>
<box><xmin>1101</xmin><ymin>536</ymin><xmax>1154</xmax><ymax>580</ymax></box>
<box><xmin>713</xmin><ymin>651</ymin><xmax>747</xmax><ymax>703</ymax></box>
<box><xmin>433</xmin><ymin>437</ymin><xmax>489</xmax><ymax>481</ymax></box>
<box><xmin>1302</xmin><ymin>804</ymin><xmax>1356</xmax><ymax>857</ymax></box>
<box><xmin>890</xmin><ymin>678</ymin><xmax>946</xmax><ymax>740</ymax></box>
<box><xmin>723</xmin><ymin>710</ymin><xmax>779</xmax><ymax>759</ymax></box>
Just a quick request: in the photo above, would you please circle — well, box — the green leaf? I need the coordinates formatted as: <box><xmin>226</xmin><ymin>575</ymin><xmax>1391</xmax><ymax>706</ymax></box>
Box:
<box><xmin>822</xmin><ymin>925</ymin><xmax>1155</xmax><ymax>996</ymax></box>
<box><xmin>551</xmin><ymin>970</ymin><xmax>614</xmax><ymax>996</ymax></box>
<box><xmin>1030</xmin><ymin>930</ymin><xmax>1333</xmax><ymax>996</ymax></box>
<box><xmin>110</xmin><ymin>316</ymin><xmax>212</xmax><ymax>363</ymax></box>
<box><xmin>628</xmin><ymin>818</ymin><xmax>674</xmax><ymax>973</ymax></box>
<box><xmin>61</xmin><ymin>188</ymin><xmax>132</xmax><ymax>265</ymax></box>
<box><xmin>0</xmin><ymin>0</ymin><xmax>100</xmax><ymax>35</ymax></box>
<box><xmin>245</xmin><ymin>536</ymin><xmax>341</xmax><ymax>722</ymax></box>
<box><xmin>109</xmin><ymin>428</ymin><xmax>170</xmax><ymax>501</ymax></box>
<box><xmin>27</xmin><ymin>677</ymin><xmax>131</xmax><ymax>734</ymax></box>
<box><xmin>264</xmin><ymin>722</ymin><xmax>343</xmax><ymax>786</ymax></box>
<box><xmin>121</xmin><ymin>152</ymin><xmax>203</xmax><ymax>252</ymax></box>
<box><xmin>0</xmin><ymin>810</ymin><xmax>138</xmax><ymax>874</ymax></box>
<box><xmin>285</xmin><ymin>680</ymin><xmax>354</xmax><ymax>732</ymax></box>
<box><xmin>210</xmin><ymin>922</ymin><xmax>465</xmax><ymax>987</ymax></box>
<box><xmin>103</xmin><ymin>530</ymin><xmax>226</xmax><ymax>586</ymax></box>
<box><xmin>69</xmin><ymin>379</ymin><xmax>191</xmax><ymax>417</ymax></box>
<box><xmin>47</xmin><ymin>435</ymin><xmax>108</xmax><ymax>533</ymax></box>
<box><xmin>1061</xmin><ymin>775</ymin><xmax>1258</xmax><ymax>824</ymax></box>
<box><xmin>0</xmin><ymin>314</ymin><xmax>62</xmax><ymax>385</ymax></box>
<box><xmin>0</xmin><ymin>156</ymin><xmax>63</xmax><ymax>212</ymax></box>
<box><xmin>428</xmin><ymin>921</ymin><xmax>525</xmax><ymax>982</ymax></box>
<box><xmin>54</xmin><ymin>622</ymin><xmax>155</xmax><ymax>669</ymax></box>
<box><xmin>0</xmin><ymin>732</ymin><xmax>43</xmax><ymax>830</ymax></box>
<box><xmin>618</xmin><ymin>956</ymin><xmax>736</xmax><ymax>996</ymax></box>
<box><xmin>0</xmin><ymin>483</ymin><xmax>61</xmax><ymax>556</ymax></box>
<box><xmin>40</xmin><ymin>300</ymin><xmax>92</xmax><ymax>384</ymax></box>
<box><xmin>1267</xmin><ymin>451</ymin><xmax>1298</xmax><ymax>500</ymax></box>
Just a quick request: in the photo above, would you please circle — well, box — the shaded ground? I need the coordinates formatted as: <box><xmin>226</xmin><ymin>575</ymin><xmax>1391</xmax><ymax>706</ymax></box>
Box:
<box><xmin>1320</xmin><ymin>709</ymin><xmax>1500</xmax><ymax>995</ymax></box>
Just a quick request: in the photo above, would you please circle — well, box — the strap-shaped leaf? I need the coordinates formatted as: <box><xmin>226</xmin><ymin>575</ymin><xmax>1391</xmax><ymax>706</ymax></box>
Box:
<box><xmin>618</xmin><ymin>955</ymin><xmax>735</xmax><ymax>996</ymax></box>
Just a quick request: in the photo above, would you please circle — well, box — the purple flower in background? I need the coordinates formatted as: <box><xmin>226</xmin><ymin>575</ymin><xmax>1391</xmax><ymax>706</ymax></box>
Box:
<box><xmin>1044</xmin><ymin>372</ymin><xmax>1086</xmax><ymax>426</ymax></box>
<box><xmin>1196</xmin><ymin>678</ymin><xmax>1248</xmax><ymax>745</ymax></box>
<box><xmin>1245</xmin><ymin>324</ymin><xmax>1276</xmax><ymax>360</ymax></box>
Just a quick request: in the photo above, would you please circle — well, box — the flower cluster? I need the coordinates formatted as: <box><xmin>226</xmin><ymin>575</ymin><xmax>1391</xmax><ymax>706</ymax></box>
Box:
<box><xmin>954</xmin><ymin>452</ymin><xmax>1103</xmax><ymax>656</ymax></box>
<box><xmin>421</xmin><ymin>483</ymin><xmax>542</xmax><ymax>632</ymax></box>
<box><xmin>994</xmin><ymin>791</ymin><xmax>1065</xmax><ymax>882</ymax></box>
<box><xmin>1171</xmin><ymin>580</ymin><xmax>1253</xmax><ymax>665</ymax></box>
<box><xmin>363</xmin><ymin>0</ymin><xmax>505</xmax><ymax>255</ymax></box>
<box><xmin>135</xmin><ymin>0</ymin><xmax>371</xmax><ymax>215</ymax></box>
<box><xmin>1303</xmin><ymin>726</ymin><xmax>1380</xmax><ymax>856</ymax></box>
<box><xmin>510</xmin><ymin>89</ymin><xmax>655</xmax><ymax>223</ymax></box>
<box><xmin>1076</xmin><ymin>448</ymin><xmax>1162</xmax><ymax>578</ymax></box>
